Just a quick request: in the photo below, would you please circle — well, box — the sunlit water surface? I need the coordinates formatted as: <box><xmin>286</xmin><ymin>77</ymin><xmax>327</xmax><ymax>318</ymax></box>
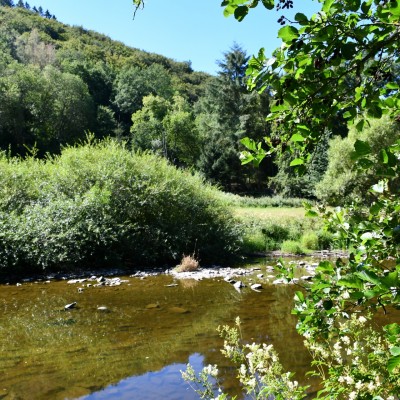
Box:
<box><xmin>1</xmin><ymin>258</ymin><xmax>392</xmax><ymax>399</ymax></box>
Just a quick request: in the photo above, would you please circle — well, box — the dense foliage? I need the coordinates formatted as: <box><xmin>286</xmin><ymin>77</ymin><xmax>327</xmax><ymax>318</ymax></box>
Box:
<box><xmin>0</xmin><ymin>140</ymin><xmax>240</xmax><ymax>275</ymax></box>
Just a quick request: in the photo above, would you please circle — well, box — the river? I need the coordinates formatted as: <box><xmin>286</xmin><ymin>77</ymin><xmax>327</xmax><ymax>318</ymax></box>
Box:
<box><xmin>0</xmin><ymin>258</ymin><xmax>332</xmax><ymax>399</ymax></box>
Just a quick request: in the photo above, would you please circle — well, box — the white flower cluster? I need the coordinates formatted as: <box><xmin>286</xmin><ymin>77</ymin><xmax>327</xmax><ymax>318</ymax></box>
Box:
<box><xmin>304</xmin><ymin>313</ymin><xmax>400</xmax><ymax>399</ymax></box>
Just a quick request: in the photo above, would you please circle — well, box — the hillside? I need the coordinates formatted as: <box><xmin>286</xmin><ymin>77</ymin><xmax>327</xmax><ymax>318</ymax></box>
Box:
<box><xmin>0</xmin><ymin>4</ymin><xmax>275</xmax><ymax>192</ymax></box>
<box><xmin>0</xmin><ymin>5</ymin><xmax>210</xmax><ymax>154</ymax></box>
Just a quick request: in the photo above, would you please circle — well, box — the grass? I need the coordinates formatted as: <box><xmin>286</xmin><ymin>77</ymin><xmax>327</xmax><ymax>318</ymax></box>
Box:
<box><xmin>232</xmin><ymin>203</ymin><xmax>338</xmax><ymax>254</ymax></box>
<box><xmin>233</xmin><ymin>207</ymin><xmax>307</xmax><ymax>222</ymax></box>
<box><xmin>175</xmin><ymin>255</ymin><xmax>200</xmax><ymax>272</ymax></box>
<box><xmin>218</xmin><ymin>193</ymin><xmax>308</xmax><ymax>208</ymax></box>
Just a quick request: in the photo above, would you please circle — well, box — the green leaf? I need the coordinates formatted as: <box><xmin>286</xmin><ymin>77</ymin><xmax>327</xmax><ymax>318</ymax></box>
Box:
<box><xmin>338</xmin><ymin>275</ymin><xmax>364</xmax><ymax>289</ymax></box>
<box><xmin>294</xmin><ymin>291</ymin><xmax>305</xmax><ymax>302</ymax></box>
<box><xmin>323</xmin><ymin>299</ymin><xmax>333</xmax><ymax>310</ymax></box>
<box><xmin>294</xmin><ymin>12</ymin><xmax>308</xmax><ymax>24</ymax></box>
<box><xmin>341</xmin><ymin>42</ymin><xmax>358</xmax><ymax>59</ymax></box>
<box><xmin>388</xmin><ymin>355</ymin><xmax>400</xmax><ymax>373</ymax></box>
<box><xmin>261</xmin><ymin>0</ymin><xmax>274</xmax><ymax>10</ymax></box>
<box><xmin>386</xmin><ymin>82</ymin><xmax>399</xmax><ymax>90</ymax></box>
<box><xmin>240</xmin><ymin>137</ymin><xmax>257</xmax><ymax>151</ymax></box>
<box><xmin>305</xmin><ymin>210</ymin><xmax>318</xmax><ymax>217</ymax></box>
<box><xmin>322</xmin><ymin>0</ymin><xmax>335</xmax><ymax>12</ymax></box>
<box><xmin>234</xmin><ymin>5</ymin><xmax>249</xmax><ymax>21</ymax></box>
<box><xmin>290</xmin><ymin>158</ymin><xmax>304</xmax><ymax>166</ymax></box>
<box><xmin>278</xmin><ymin>26</ymin><xmax>299</xmax><ymax>43</ymax></box>
<box><xmin>355</xmin><ymin>119</ymin><xmax>365</xmax><ymax>132</ymax></box>
<box><xmin>390</xmin><ymin>347</ymin><xmax>400</xmax><ymax>356</ymax></box>
<box><xmin>385</xmin><ymin>323</ymin><xmax>400</xmax><ymax>336</ymax></box>
<box><xmin>290</xmin><ymin>133</ymin><xmax>305</xmax><ymax>142</ymax></box>
<box><xmin>379</xmin><ymin>149</ymin><xmax>389</xmax><ymax>164</ymax></box>
<box><xmin>353</xmin><ymin>139</ymin><xmax>371</xmax><ymax>158</ymax></box>
<box><xmin>356</xmin><ymin>158</ymin><xmax>375</xmax><ymax>168</ymax></box>
<box><xmin>357</xmin><ymin>270</ymin><xmax>385</xmax><ymax>287</ymax></box>
<box><xmin>317</xmin><ymin>261</ymin><xmax>334</xmax><ymax>273</ymax></box>
<box><xmin>367</xmin><ymin>103</ymin><xmax>383</xmax><ymax>118</ymax></box>
<box><xmin>381</xmin><ymin>271</ymin><xmax>398</xmax><ymax>288</ymax></box>
<box><xmin>388</xmin><ymin>1</ymin><xmax>400</xmax><ymax>16</ymax></box>
<box><xmin>348</xmin><ymin>0</ymin><xmax>361</xmax><ymax>11</ymax></box>
<box><xmin>370</xmin><ymin>201</ymin><xmax>383</xmax><ymax>215</ymax></box>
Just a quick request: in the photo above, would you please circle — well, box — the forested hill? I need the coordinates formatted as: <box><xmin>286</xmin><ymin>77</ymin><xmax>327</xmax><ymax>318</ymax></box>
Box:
<box><xmin>0</xmin><ymin>5</ymin><xmax>209</xmax><ymax>151</ymax></box>
<box><xmin>0</xmin><ymin>3</ymin><xmax>279</xmax><ymax>192</ymax></box>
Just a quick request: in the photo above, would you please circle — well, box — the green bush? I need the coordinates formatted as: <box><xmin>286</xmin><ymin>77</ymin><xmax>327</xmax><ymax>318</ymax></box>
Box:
<box><xmin>316</xmin><ymin>230</ymin><xmax>335</xmax><ymax>250</ymax></box>
<box><xmin>300</xmin><ymin>231</ymin><xmax>319</xmax><ymax>250</ymax></box>
<box><xmin>280</xmin><ymin>240</ymin><xmax>305</xmax><ymax>255</ymax></box>
<box><xmin>316</xmin><ymin>116</ymin><xmax>400</xmax><ymax>205</ymax></box>
<box><xmin>0</xmin><ymin>140</ymin><xmax>240</xmax><ymax>274</ymax></box>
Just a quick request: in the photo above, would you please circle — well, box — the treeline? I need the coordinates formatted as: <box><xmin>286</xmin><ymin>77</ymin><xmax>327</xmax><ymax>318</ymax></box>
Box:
<box><xmin>1</xmin><ymin>0</ymin><xmax>56</xmax><ymax>19</ymax></box>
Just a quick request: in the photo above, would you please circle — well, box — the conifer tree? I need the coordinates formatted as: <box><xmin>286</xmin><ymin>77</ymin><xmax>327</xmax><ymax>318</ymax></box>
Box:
<box><xmin>16</xmin><ymin>0</ymin><xmax>24</xmax><ymax>7</ymax></box>
<box><xmin>0</xmin><ymin>0</ymin><xmax>14</xmax><ymax>7</ymax></box>
<box><xmin>24</xmin><ymin>1</ymin><xmax>30</xmax><ymax>9</ymax></box>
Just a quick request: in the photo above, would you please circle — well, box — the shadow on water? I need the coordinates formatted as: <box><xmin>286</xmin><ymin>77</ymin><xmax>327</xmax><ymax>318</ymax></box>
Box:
<box><xmin>3</xmin><ymin>257</ymin><xmax>394</xmax><ymax>399</ymax></box>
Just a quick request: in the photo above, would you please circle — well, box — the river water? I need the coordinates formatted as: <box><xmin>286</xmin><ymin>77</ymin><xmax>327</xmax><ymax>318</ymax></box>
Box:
<box><xmin>0</xmin><ymin>259</ymin><xmax>329</xmax><ymax>399</ymax></box>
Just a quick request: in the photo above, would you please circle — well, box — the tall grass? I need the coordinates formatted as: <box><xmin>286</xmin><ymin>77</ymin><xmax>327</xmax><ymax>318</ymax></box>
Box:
<box><xmin>218</xmin><ymin>192</ymin><xmax>309</xmax><ymax>208</ymax></box>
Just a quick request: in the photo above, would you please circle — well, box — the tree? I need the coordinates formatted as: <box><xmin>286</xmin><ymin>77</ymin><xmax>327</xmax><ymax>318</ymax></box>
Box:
<box><xmin>16</xmin><ymin>29</ymin><xmax>56</xmax><ymax>68</ymax></box>
<box><xmin>0</xmin><ymin>0</ymin><xmax>14</xmax><ymax>6</ymax></box>
<box><xmin>16</xmin><ymin>0</ymin><xmax>24</xmax><ymax>7</ymax></box>
<box><xmin>112</xmin><ymin>63</ymin><xmax>173</xmax><ymax>129</ymax></box>
<box><xmin>316</xmin><ymin>116</ymin><xmax>400</xmax><ymax>204</ymax></box>
<box><xmin>131</xmin><ymin>94</ymin><xmax>200</xmax><ymax>166</ymax></box>
<box><xmin>195</xmin><ymin>44</ymin><xmax>271</xmax><ymax>191</ymax></box>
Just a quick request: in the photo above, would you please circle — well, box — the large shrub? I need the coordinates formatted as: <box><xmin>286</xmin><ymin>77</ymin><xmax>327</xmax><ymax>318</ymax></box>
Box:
<box><xmin>0</xmin><ymin>140</ymin><xmax>240</xmax><ymax>274</ymax></box>
<box><xmin>316</xmin><ymin>117</ymin><xmax>400</xmax><ymax>205</ymax></box>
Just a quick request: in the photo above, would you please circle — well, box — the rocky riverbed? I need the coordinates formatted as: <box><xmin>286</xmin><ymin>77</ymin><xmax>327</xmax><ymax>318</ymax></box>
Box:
<box><xmin>6</xmin><ymin>250</ymin><xmax>348</xmax><ymax>289</ymax></box>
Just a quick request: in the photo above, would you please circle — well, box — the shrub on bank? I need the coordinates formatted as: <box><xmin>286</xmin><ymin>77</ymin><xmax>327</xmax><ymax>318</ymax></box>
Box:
<box><xmin>239</xmin><ymin>218</ymin><xmax>336</xmax><ymax>254</ymax></box>
<box><xmin>280</xmin><ymin>240</ymin><xmax>305</xmax><ymax>255</ymax></box>
<box><xmin>0</xmin><ymin>140</ymin><xmax>240</xmax><ymax>274</ymax></box>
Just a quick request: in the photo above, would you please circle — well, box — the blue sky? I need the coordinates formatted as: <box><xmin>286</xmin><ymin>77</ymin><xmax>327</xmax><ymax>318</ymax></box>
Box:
<box><xmin>30</xmin><ymin>1</ymin><xmax>318</xmax><ymax>75</ymax></box>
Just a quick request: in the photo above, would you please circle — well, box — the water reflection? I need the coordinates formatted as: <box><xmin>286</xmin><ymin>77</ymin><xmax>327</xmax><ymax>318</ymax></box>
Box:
<box><xmin>0</xmin><ymin>261</ymin><xmax>318</xmax><ymax>399</ymax></box>
<box><xmin>79</xmin><ymin>354</ymin><xmax>205</xmax><ymax>400</ymax></box>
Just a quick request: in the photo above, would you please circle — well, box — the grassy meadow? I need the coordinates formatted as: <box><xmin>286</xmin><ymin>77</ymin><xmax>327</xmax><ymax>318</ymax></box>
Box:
<box><xmin>226</xmin><ymin>199</ymin><xmax>336</xmax><ymax>255</ymax></box>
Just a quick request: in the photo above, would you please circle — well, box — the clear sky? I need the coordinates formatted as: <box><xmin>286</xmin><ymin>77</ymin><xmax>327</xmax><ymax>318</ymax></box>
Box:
<box><xmin>29</xmin><ymin>0</ymin><xmax>318</xmax><ymax>75</ymax></box>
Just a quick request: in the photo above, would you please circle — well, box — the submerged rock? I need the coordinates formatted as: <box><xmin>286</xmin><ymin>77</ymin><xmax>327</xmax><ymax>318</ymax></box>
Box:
<box><xmin>234</xmin><ymin>281</ymin><xmax>245</xmax><ymax>290</ymax></box>
<box><xmin>251</xmin><ymin>283</ymin><xmax>263</xmax><ymax>291</ymax></box>
<box><xmin>145</xmin><ymin>303</ymin><xmax>160</xmax><ymax>309</ymax></box>
<box><xmin>64</xmin><ymin>302</ymin><xmax>77</xmax><ymax>310</ymax></box>
<box><xmin>169</xmin><ymin>307</ymin><xmax>189</xmax><ymax>314</ymax></box>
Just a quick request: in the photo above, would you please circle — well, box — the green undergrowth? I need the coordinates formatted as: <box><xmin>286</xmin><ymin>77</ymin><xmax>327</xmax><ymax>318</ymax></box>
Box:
<box><xmin>235</xmin><ymin>209</ymin><xmax>337</xmax><ymax>254</ymax></box>
<box><xmin>0</xmin><ymin>139</ymin><xmax>240</xmax><ymax>274</ymax></box>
